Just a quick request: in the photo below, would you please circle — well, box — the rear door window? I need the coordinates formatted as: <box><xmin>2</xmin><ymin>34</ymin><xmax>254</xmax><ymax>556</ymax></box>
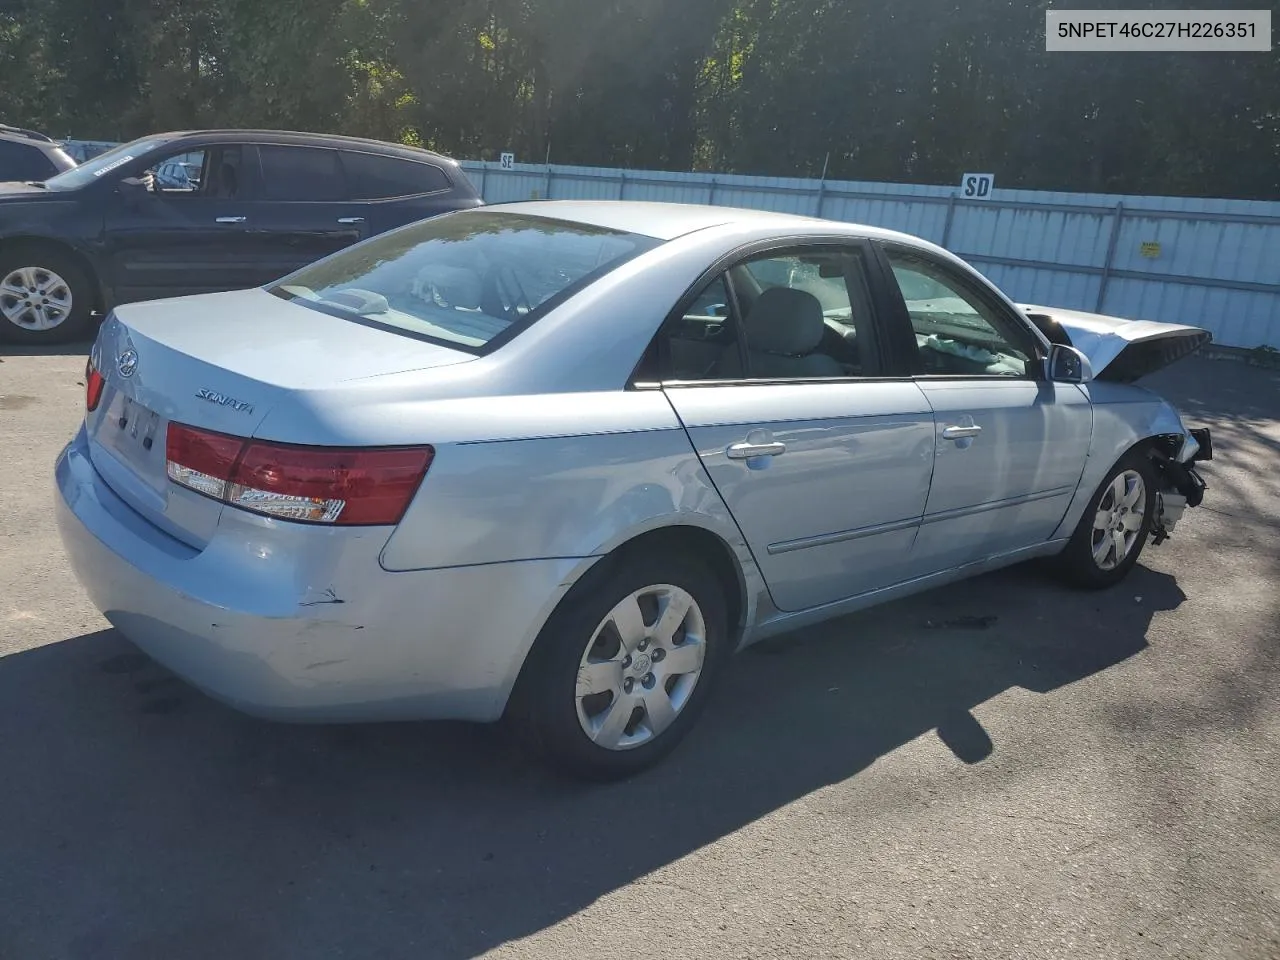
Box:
<box><xmin>257</xmin><ymin>145</ymin><xmax>346</xmax><ymax>201</ymax></box>
<box><xmin>649</xmin><ymin>247</ymin><xmax>885</xmax><ymax>382</ymax></box>
<box><xmin>341</xmin><ymin>151</ymin><xmax>450</xmax><ymax>199</ymax></box>
<box><xmin>650</xmin><ymin>276</ymin><xmax>738</xmax><ymax>381</ymax></box>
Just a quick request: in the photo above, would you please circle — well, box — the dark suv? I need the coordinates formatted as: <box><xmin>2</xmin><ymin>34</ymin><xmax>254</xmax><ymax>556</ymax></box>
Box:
<box><xmin>0</xmin><ymin>130</ymin><xmax>482</xmax><ymax>343</ymax></box>
<box><xmin>0</xmin><ymin>126</ymin><xmax>77</xmax><ymax>185</ymax></box>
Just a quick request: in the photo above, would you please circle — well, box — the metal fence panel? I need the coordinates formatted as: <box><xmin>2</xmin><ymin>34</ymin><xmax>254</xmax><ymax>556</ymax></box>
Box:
<box><xmin>975</xmin><ymin>262</ymin><xmax>1103</xmax><ymax>312</ymax></box>
<box><xmin>952</xmin><ymin>206</ymin><xmax>1114</xmax><ymax>269</ymax></box>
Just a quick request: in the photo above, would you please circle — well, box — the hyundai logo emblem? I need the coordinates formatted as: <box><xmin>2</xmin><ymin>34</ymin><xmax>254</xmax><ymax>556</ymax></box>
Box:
<box><xmin>116</xmin><ymin>348</ymin><xmax>139</xmax><ymax>379</ymax></box>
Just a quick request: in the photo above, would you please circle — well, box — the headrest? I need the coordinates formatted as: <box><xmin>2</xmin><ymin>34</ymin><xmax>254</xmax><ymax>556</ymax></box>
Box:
<box><xmin>413</xmin><ymin>264</ymin><xmax>482</xmax><ymax>310</ymax></box>
<box><xmin>743</xmin><ymin>287</ymin><xmax>825</xmax><ymax>356</ymax></box>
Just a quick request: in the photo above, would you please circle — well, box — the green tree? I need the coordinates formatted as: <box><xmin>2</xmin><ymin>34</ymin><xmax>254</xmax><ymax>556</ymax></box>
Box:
<box><xmin>0</xmin><ymin>0</ymin><xmax>1275</xmax><ymax>198</ymax></box>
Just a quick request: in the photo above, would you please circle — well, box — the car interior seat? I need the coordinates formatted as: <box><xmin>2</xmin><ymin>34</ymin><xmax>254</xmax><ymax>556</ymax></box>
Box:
<box><xmin>217</xmin><ymin>162</ymin><xmax>238</xmax><ymax>199</ymax></box>
<box><xmin>719</xmin><ymin>286</ymin><xmax>843</xmax><ymax>378</ymax></box>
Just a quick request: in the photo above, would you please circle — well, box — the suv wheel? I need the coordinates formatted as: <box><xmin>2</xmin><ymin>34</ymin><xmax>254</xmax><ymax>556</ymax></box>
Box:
<box><xmin>0</xmin><ymin>246</ymin><xmax>95</xmax><ymax>344</ymax></box>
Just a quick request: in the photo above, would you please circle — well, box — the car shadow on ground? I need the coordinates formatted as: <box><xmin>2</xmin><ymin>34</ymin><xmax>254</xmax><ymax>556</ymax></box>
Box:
<box><xmin>0</xmin><ymin>337</ymin><xmax>93</xmax><ymax>359</ymax></box>
<box><xmin>0</xmin><ymin>562</ymin><xmax>1184</xmax><ymax>959</ymax></box>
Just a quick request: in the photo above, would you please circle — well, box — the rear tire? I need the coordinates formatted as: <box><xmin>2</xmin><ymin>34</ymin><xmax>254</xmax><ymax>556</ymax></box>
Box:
<box><xmin>506</xmin><ymin>549</ymin><xmax>730</xmax><ymax>781</ymax></box>
<box><xmin>0</xmin><ymin>244</ymin><xmax>96</xmax><ymax>345</ymax></box>
<box><xmin>1056</xmin><ymin>450</ymin><xmax>1157</xmax><ymax>589</ymax></box>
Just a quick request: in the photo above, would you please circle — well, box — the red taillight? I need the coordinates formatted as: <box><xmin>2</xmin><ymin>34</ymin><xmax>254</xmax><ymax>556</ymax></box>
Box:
<box><xmin>85</xmin><ymin>358</ymin><xmax>105</xmax><ymax>412</ymax></box>
<box><xmin>165</xmin><ymin>423</ymin><xmax>245</xmax><ymax>501</ymax></box>
<box><xmin>165</xmin><ymin>422</ymin><xmax>433</xmax><ymax>526</ymax></box>
<box><xmin>231</xmin><ymin>443</ymin><xmax>433</xmax><ymax>525</ymax></box>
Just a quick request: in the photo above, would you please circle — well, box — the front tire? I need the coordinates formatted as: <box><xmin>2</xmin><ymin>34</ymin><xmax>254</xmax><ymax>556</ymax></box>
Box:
<box><xmin>1057</xmin><ymin>450</ymin><xmax>1157</xmax><ymax>589</ymax></box>
<box><xmin>507</xmin><ymin>549</ymin><xmax>730</xmax><ymax>781</ymax></box>
<box><xmin>0</xmin><ymin>245</ymin><xmax>96</xmax><ymax>345</ymax></box>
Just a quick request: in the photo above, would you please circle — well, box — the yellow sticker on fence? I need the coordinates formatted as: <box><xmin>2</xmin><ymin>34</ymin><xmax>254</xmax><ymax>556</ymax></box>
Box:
<box><xmin>1140</xmin><ymin>241</ymin><xmax>1161</xmax><ymax>258</ymax></box>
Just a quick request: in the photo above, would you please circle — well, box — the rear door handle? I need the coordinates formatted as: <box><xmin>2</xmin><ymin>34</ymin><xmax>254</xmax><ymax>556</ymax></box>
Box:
<box><xmin>726</xmin><ymin>441</ymin><xmax>787</xmax><ymax>460</ymax></box>
<box><xmin>337</xmin><ymin>217</ymin><xmax>365</xmax><ymax>224</ymax></box>
<box><xmin>215</xmin><ymin>216</ymin><xmax>246</xmax><ymax>223</ymax></box>
<box><xmin>942</xmin><ymin>425</ymin><xmax>982</xmax><ymax>440</ymax></box>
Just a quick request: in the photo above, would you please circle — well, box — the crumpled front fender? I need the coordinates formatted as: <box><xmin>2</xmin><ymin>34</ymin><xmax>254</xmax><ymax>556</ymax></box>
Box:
<box><xmin>1051</xmin><ymin>383</ymin><xmax>1202</xmax><ymax>541</ymax></box>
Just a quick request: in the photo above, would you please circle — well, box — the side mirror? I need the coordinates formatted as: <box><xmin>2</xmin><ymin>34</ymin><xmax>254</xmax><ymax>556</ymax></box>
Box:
<box><xmin>1047</xmin><ymin>343</ymin><xmax>1094</xmax><ymax>384</ymax></box>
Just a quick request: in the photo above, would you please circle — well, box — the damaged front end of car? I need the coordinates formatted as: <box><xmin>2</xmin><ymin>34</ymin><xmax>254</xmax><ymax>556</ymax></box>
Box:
<box><xmin>1148</xmin><ymin>426</ymin><xmax>1213</xmax><ymax>544</ymax></box>
<box><xmin>1021</xmin><ymin>301</ymin><xmax>1217</xmax><ymax>546</ymax></box>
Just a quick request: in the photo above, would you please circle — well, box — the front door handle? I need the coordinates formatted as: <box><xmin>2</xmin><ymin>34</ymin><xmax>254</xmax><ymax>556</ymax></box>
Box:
<box><xmin>215</xmin><ymin>216</ymin><xmax>246</xmax><ymax>223</ymax></box>
<box><xmin>942</xmin><ymin>425</ymin><xmax>982</xmax><ymax>440</ymax></box>
<box><xmin>726</xmin><ymin>441</ymin><xmax>787</xmax><ymax>460</ymax></box>
<box><xmin>337</xmin><ymin>217</ymin><xmax>365</xmax><ymax>224</ymax></box>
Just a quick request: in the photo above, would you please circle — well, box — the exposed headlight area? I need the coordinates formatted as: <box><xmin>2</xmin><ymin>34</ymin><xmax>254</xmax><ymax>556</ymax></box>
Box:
<box><xmin>1184</xmin><ymin>427</ymin><xmax>1213</xmax><ymax>463</ymax></box>
<box><xmin>1177</xmin><ymin>432</ymin><xmax>1200</xmax><ymax>463</ymax></box>
<box><xmin>1149</xmin><ymin>425</ymin><xmax>1213</xmax><ymax>544</ymax></box>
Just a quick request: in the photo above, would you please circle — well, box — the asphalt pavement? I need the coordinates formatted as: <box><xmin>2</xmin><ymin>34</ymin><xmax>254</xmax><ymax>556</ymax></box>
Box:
<box><xmin>1</xmin><ymin>343</ymin><xmax>1277</xmax><ymax>960</ymax></box>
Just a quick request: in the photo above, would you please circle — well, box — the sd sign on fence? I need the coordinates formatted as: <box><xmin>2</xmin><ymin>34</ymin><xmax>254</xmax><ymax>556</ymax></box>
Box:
<box><xmin>961</xmin><ymin>173</ymin><xmax>995</xmax><ymax>200</ymax></box>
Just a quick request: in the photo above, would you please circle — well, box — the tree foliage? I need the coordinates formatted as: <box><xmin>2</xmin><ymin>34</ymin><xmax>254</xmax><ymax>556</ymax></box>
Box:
<box><xmin>1</xmin><ymin>0</ymin><xmax>1276</xmax><ymax>197</ymax></box>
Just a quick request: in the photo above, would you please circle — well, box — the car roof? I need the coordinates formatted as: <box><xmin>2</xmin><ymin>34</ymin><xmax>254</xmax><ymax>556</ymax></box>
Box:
<box><xmin>0</xmin><ymin>129</ymin><xmax>76</xmax><ymax>173</ymax></box>
<box><xmin>0</xmin><ymin>123</ymin><xmax>55</xmax><ymax>142</ymax></box>
<box><xmin>488</xmin><ymin>199</ymin><xmax>913</xmax><ymax>243</ymax></box>
<box><xmin>150</xmin><ymin>130</ymin><xmax>461</xmax><ymax>167</ymax></box>
<box><xmin>0</xmin><ymin>129</ymin><xmax>60</xmax><ymax>150</ymax></box>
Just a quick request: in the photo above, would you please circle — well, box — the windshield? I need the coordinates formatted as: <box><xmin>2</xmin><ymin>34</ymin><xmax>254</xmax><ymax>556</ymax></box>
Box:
<box><xmin>268</xmin><ymin>210</ymin><xmax>661</xmax><ymax>353</ymax></box>
<box><xmin>43</xmin><ymin>137</ymin><xmax>172</xmax><ymax>191</ymax></box>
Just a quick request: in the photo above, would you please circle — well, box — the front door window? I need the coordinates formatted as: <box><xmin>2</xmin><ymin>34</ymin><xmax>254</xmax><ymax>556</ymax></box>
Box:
<box><xmin>885</xmin><ymin>250</ymin><xmax>1035</xmax><ymax>377</ymax></box>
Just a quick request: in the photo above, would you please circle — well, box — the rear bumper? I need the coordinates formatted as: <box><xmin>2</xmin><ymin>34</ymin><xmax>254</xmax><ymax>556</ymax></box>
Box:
<box><xmin>54</xmin><ymin>427</ymin><xmax>582</xmax><ymax>722</ymax></box>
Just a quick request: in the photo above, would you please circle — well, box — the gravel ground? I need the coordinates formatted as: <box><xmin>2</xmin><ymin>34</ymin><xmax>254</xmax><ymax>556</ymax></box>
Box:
<box><xmin>1</xmin><ymin>345</ymin><xmax>1277</xmax><ymax>960</ymax></box>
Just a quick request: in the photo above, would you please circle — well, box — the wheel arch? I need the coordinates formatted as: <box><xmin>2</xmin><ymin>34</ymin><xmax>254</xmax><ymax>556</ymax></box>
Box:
<box><xmin>587</xmin><ymin>523</ymin><xmax>751</xmax><ymax>649</ymax></box>
<box><xmin>1051</xmin><ymin>396</ymin><xmax>1193</xmax><ymax>542</ymax></box>
<box><xmin>501</xmin><ymin>518</ymin><xmax>757</xmax><ymax>718</ymax></box>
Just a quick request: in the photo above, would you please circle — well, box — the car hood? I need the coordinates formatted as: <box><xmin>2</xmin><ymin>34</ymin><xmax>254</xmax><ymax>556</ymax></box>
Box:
<box><xmin>0</xmin><ymin>181</ymin><xmax>55</xmax><ymax>199</ymax></box>
<box><xmin>1020</xmin><ymin>304</ymin><xmax>1212</xmax><ymax>383</ymax></box>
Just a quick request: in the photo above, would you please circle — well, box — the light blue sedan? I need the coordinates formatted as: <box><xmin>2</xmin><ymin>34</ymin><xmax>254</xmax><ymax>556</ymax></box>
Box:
<box><xmin>55</xmin><ymin>201</ymin><xmax>1212</xmax><ymax>779</ymax></box>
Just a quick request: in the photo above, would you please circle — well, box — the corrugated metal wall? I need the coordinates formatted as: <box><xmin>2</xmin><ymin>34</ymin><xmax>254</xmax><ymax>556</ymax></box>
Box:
<box><xmin>462</xmin><ymin>161</ymin><xmax>1280</xmax><ymax>350</ymax></box>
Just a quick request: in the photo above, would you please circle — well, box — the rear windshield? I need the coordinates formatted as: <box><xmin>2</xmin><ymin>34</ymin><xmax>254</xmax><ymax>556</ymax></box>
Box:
<box><xmin>268</xmin><ymin>210</ymin><xmax>661</xmax><ymax>353</ymax></box>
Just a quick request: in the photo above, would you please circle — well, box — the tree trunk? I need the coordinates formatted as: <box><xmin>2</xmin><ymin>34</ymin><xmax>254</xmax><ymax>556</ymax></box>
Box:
<box><xmin>530</xmin><ymin>55</ymin><xmax>551</xmax><ymax>158</ymax></box>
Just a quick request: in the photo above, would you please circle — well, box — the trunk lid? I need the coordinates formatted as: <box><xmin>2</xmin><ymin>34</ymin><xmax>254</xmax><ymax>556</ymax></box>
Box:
<box><xmin>1020</xmin><ymin>304</ymin><xmax>1212</xmax><ymax>383</ymax></box>
<box><xmin>87</xmin><ymin>288</ymin><xmax>473</xmax><ymax>548</ymax></box>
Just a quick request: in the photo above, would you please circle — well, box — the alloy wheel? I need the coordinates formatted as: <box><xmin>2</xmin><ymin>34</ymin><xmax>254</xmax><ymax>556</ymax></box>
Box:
<box><xmin>574</xmin><ymin>584</ymin><xmax>707</xmax><ymax>750</ymax></box>
<box><xmin>1091</xmin><ymin>469</ymin><xmax>1146</xmax><ymax>571</ymax></box>
<box><xmin>0</xmin><ymin>266</ymin><xmax>73</xmax><ymax>331</ymax></box>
